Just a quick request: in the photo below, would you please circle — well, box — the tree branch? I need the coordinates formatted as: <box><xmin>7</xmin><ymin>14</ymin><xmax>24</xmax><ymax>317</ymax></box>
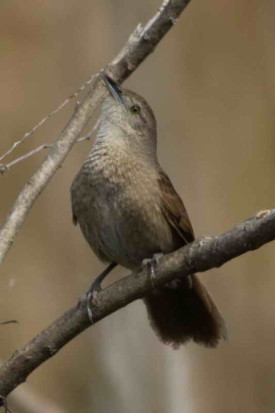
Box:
<box><xmin>0</xmin><ymin>209</ymin><xmax>274</xmax><ymax>401</ymax></box>
<box><xmin>0</xmin><ymin>0</ymin><xmax>191</xmax><ymax>264</ymax></box>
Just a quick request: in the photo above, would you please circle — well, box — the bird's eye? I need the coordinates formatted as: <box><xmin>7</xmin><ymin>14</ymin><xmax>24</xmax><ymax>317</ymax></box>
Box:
<box><xmin>130</xmin><ymin>105</ymin><xmax>141</xmax><ymax>115</ymax></box>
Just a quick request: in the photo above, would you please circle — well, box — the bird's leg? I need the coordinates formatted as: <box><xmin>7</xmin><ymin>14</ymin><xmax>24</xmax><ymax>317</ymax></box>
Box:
<box><xmin>88</xmin><ymin>262</ymin><xmax>117</xmax><ymax>295</ymax></box>
<box><xmin>79</xmin><ymin>262</ymin><xmax>117</xmax><ymax>323</ymax></box>
<box><xmin>142</xmin><ymin>253</ymin><xmax>164</xmax><ymax>288</ymax></box>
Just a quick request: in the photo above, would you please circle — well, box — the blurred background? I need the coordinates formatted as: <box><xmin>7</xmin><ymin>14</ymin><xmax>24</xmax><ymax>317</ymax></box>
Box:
<box><xmin>1</xmin><ymin>0</ymin><xmax>275</xmax><ymax>412</ymax></box>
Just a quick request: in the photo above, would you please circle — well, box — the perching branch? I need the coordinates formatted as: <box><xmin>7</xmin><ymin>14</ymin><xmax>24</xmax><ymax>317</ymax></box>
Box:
<box><xmin>0</xmin><ymin>209</ymin><xmax>274</xmax><ymax>400</ymax></box>
<box><xmin>0</xmin><ymin>0</ymin><xmax>192</xmax><ymax>264</ymax></box>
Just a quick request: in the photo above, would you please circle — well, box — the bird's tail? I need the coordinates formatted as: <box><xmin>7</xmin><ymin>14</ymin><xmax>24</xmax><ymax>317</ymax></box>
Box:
<box><xmin>143</xmin><ymin>275</ymin><xmax>226</xmax><ymax>348</ymax></box>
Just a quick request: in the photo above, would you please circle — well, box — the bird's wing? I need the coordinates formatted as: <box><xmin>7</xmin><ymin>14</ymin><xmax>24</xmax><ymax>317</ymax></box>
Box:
<box><xmin>158</xmin><ymin>169</ymin><xmax>194</xmax><ymax>245</ymax></box>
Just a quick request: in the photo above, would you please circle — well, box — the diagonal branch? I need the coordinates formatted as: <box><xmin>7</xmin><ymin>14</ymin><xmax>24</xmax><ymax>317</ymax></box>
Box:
<box><xmin>0</xmin><ymin>0</ymin><xmax>192</xmax><ymax>264</ymax></box>
<box><xmin>0</xmin><ymin>209</ymin><xmax>274</xmax><ymax>401</ymax></box>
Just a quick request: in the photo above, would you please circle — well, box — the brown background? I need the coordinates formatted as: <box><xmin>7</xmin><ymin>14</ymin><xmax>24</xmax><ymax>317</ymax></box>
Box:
<box><xmin>1</xmin><ymin>1</ymin><xmax>275</xmax><ymax>412</ymax></box>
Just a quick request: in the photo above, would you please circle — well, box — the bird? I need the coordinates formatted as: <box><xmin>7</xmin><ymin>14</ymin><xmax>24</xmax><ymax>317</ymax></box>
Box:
<box><xmin>70</xmin><ymin>74</ymin><xmax>226</xmax><ymax>348</ymax></box>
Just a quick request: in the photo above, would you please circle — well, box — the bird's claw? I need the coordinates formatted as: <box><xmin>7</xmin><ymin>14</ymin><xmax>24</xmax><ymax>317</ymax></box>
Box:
<box><xmin>142</xmin><ymin>253</ymin><xmax>163</xmax><ymax>288</ymax></box>
<box><xmin>78</xmin><ymin>284</ymin><xmax>102</xmax><ymax>324</ymax></box>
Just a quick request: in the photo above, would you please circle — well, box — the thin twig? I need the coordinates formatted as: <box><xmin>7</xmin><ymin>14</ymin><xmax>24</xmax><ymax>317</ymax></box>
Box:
<box><xmin>0</xmin><ymin>146</ymin><xmax>52</xmax><ymax>173</ymax></box>
<box><xmin>0</xmin><ymin>209</ymin><xmax>274</xmax><ymax>398</ymax></box>
<box><xmin>0</xmin><ymin>321</ymin><xmax>17</xmax><ymax>326</ymax></box>
<box><xmin>76</xmin><ymin>120</ymin><xmax>99</xmax><ymax>142</ymax></box>
<box><xmin>0</xmin><ymin>0</ymin><xmax>192</xmax><ymax>264</ymax></box>
<box><xmin>0</xmin><ymin>75</ymin><xmax>96</xmax><ymax>163</ymax></box>
<box><xmin>0</xmin><ymin>119</ymin><xmax>100</xmax><ymax>174</ymax></box>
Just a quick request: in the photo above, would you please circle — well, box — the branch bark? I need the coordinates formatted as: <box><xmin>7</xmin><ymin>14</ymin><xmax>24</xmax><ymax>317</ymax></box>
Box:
<box><xmin>0</xmin><ymin>209</ymin><xmax>274</xmax><ymax>401</ymax></box>
<box><xmin>0</xmin><ymin>0</ymin><xmax>191</xmax><ymax>264</ymax></box>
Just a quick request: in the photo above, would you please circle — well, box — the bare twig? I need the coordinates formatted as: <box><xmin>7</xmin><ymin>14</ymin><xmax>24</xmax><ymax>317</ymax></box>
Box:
<box><xmin>0</xmin><ymin>75</ymin><xmax>96</xmax><ymax>163</ymax></box>
<box><xmin>0</xmin><ymin>321</ymin><xmax>17</xmax><ymax>326</ymax></box>
<box><xmin>0</xmin><ymin>119</ymin><xmax>100</xmax><ymax>174</ymax></box>
<box><xmin>0</xmin><ymin>145</ymin><xmax>52</xmax><ymax>173</ymax></box>
<box><xmin>0</xmin><ymin>0</ymin><xmax>192</xmax><ymax>264</ymax></box>
<box><xmin>76</xmin><ymin>121</ymin><xmax>100</xmax><ymax>142</ymax></box>
<box><xmin>0</xmin><ymin>209</ymin><xmax>274</xmax><ymax>399</ymax></box>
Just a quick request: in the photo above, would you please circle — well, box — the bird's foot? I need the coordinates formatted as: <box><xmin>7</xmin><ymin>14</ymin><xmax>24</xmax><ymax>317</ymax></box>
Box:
<box><xmin>78</xmin><ymin>282</ymin><xmax>102</xmax><ymax>324</ymax></box>
<box><xmin>142</xmin><ymin>253</ymin><xmax>163</xmax><ymax>288</ymax></box>
<box><xmin>78</xmin><ymin>263</ymin><xmax>116</xmax><ymax>324</ymax></box>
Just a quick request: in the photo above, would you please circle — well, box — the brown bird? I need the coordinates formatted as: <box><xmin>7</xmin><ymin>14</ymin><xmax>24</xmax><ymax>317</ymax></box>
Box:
<box><xmin>71</xmin><ymin>75</ymin><xmax>226</xmax><ymax>348</ymax></box>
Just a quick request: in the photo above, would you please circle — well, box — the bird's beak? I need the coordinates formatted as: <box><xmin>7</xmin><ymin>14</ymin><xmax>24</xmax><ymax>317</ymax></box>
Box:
<box><xmin>101</xmin><ymin>74</ymin><xmax>126</xmax><ymax>107</ymax></box>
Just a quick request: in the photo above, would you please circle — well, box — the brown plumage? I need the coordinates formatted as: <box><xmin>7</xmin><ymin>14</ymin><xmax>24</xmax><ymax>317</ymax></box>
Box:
<box><xmin>145</xmin><ymin>170</ymin><xmax>226</xmax><ymax>348</ymax></box>
<box><xmin>71</xmin><ymin>75</ymin><xmax>226</xmax><ymax>348</ymax></box>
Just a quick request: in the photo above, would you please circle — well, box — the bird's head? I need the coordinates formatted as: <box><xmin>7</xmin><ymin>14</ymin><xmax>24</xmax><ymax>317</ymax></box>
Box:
<box><xmin>97</xmin><ymin>74</ymin><xmax>157</xmax><ymax>158</ymax></box>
